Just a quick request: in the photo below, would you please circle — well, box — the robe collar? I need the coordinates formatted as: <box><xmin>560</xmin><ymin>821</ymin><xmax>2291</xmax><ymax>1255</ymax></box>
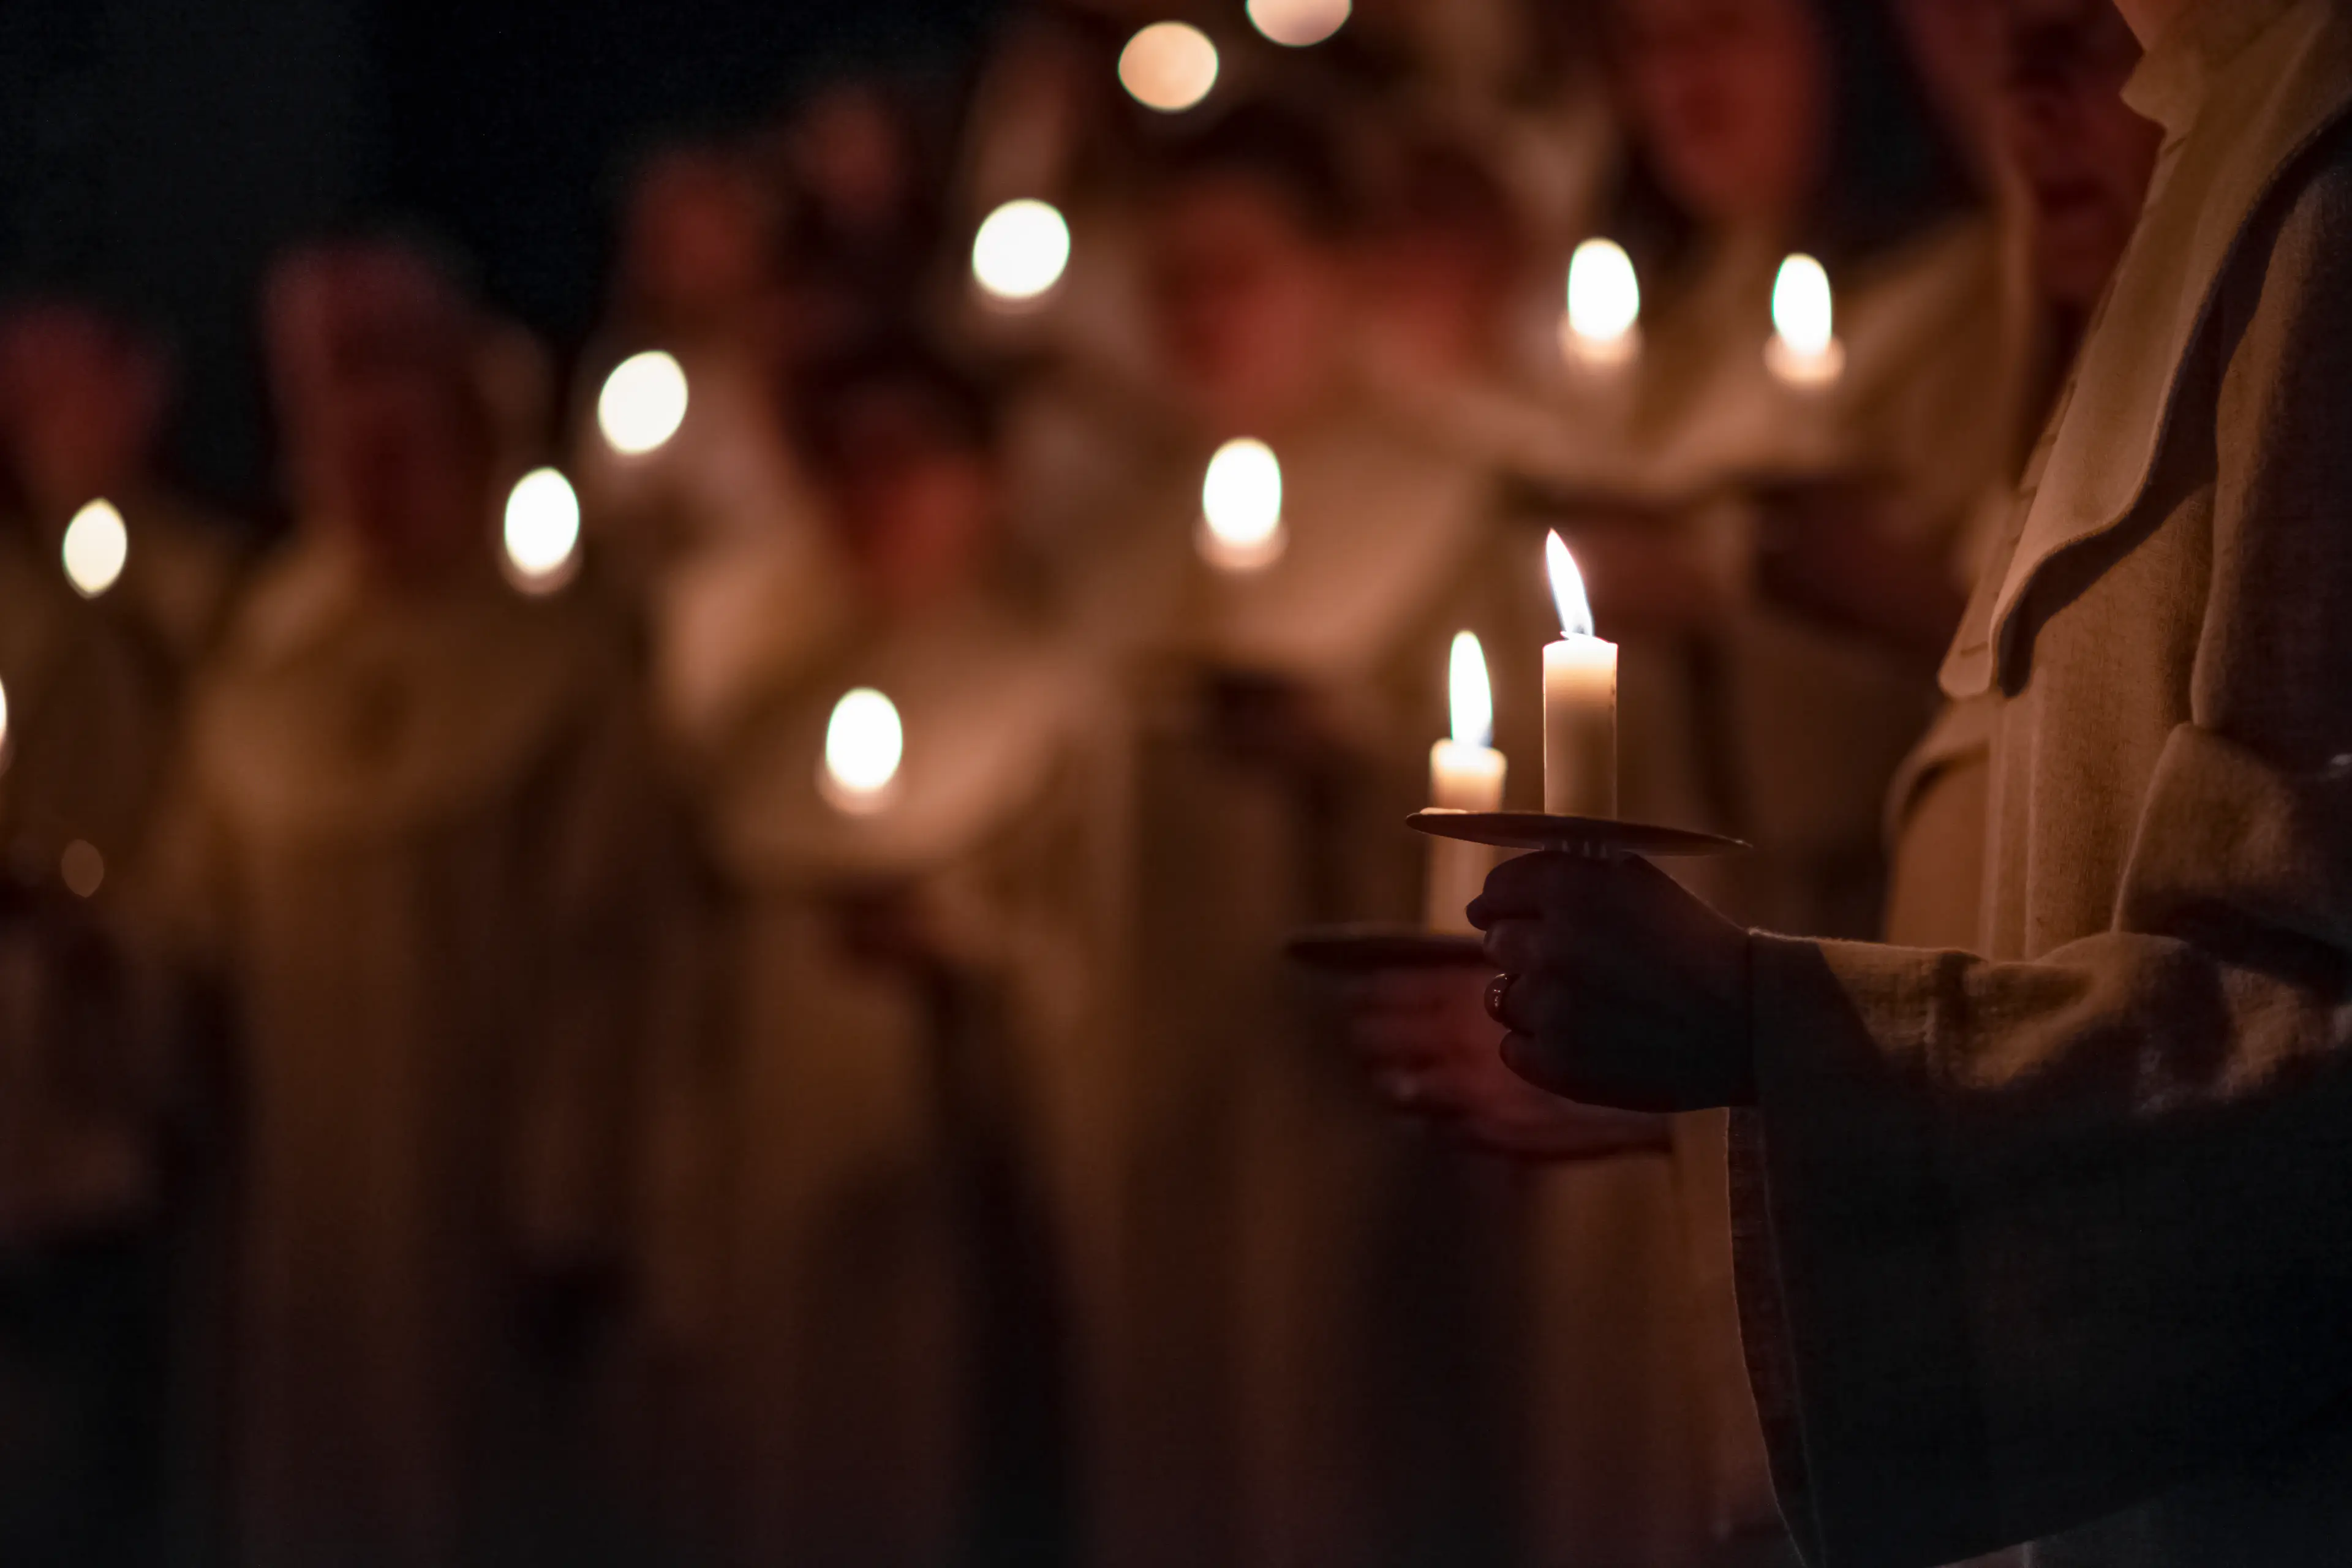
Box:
<box><xmin>1940</xmin><ymin>0</ymin><xmax>2352</xmax><ymax>698</ymax></box>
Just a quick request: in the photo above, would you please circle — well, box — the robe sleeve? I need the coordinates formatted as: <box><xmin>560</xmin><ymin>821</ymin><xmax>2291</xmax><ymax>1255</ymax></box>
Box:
<box><xmin>1733</xmin><ymin>141</ymin><xmax>2352</xmax><ymax>1567</ymax></box>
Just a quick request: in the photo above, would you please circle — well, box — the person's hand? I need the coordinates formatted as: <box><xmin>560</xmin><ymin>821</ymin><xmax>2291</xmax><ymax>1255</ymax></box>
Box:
<box><xmin>1336</xmin><ymin>965</ymin><xmax>1672</xmax><ymax>1161</ymax></box>
<box><xmin>1470</xmin><ymin>852</ymin><xmax>1755</xmax><ymax>1112</ymax></box>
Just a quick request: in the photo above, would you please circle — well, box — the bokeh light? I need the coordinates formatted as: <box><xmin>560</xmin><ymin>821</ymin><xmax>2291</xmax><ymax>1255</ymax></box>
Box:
<box><xmin>1198</xmin><ymin>437</ymin><xmax>1286</xmax><ymax>573</ymax></box>
<box><xmin>1449</xmin><ymin>631</ymin><xmax>1493</xmax><ymax>750</ymax></box>
<box><xmin>822</xmin><ymin>688</ymin><xmax>905</xmax><ymax>813</ymax></box>
<box><xmin>1563</xmin><ymin>239</ymin><xmax>1641</xmax><ymax>368</ymax></box>
<box><xmin>971</xmin><ymin>199</ymin><xmax>1072</xmax><ymax>304</ymax></box>
<box><xmin>61</xmin><ymin>840</ymin><xmax>105</xmax><ymax>899</ymax></box>
<box><xmin>62</xmin><ymin>499</ymin><xmax>129</xmax><ymax>598</ymax></box>
<box><xmin>597</xmin><ymin>350</ymin><xmax>689</xmax><ymax>455</ymax></box>
<box><xmin>1120</xmin><ymin>23</ymin><xmax>1219</xmax><ymax>113</ymax></box>
<box><xmin>1766</xmin><ymin>253</ymin><xmax>1845</xmax><ymax>386</ymax></box>
<box><xmin>1246</xmin><ymin>0</ymin><xmax>1350</xmax><ymax>48</ymax></box>
<box><xmin>502</xmin><ymin>467</ymin><xmax>582</xmax><ymax>594</ymax></box>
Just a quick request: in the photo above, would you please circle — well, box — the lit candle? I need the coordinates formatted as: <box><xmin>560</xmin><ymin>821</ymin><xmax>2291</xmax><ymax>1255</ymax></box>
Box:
<box><xmin>1118</xmin><ymin>22</ymin><xmax>1219</xmax><ymax>113</ymax></box>
<box><xmin>1426</xmin><ymin>630</ymin><xmax>1506</xmax><ymax>932</ymax></box>
<box><xmin>821</xmin><ymin>687</ymin><xmax>905</xmax><ymax>816</ymax></box>
<box><xmin>501</xmin><ymin>467</ymin><xmax>582</xmax><ymax>595</ymax></box>
<box><xmin>1542</xmin><ymin>532</ymin><xmax>1616</xmax><ymax>818</ymax></box>
<box><xmin>1764</xmin><ymin>253</ymin><xmax>1845</xmax><ymax>390</ymax></box>
<box><xmin>62</xmin><ymin>499</ymin><xmax>129</xmax><ymax>599</ymax></box>
<box><xmin>971</xmin><ymin>198</ymin><xmax>1071</xmax><ymax>307</ymax></box>
<box><xmin>1559</xmin><ymin>238</ymin><xmax>1642</xmax><ymax>372</ymax></box>
<box><xmin>1197</xmin><ymin>437</ymin><xmax>1286</xmax><ymax>573</ymax></box>
<box><xmin>598</xmin><ymin>350</ymin><xmax>690</xmax><ymax>455</ymax></box>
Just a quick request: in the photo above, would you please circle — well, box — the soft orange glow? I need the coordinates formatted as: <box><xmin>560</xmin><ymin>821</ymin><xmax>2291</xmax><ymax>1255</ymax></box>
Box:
<box><xmin>1119</xmin><ymin>23</ymin><xmax>1219</xmax><ymax>113</ymax></box>
<box><xmin>821</xmin><ymin>687</ymin><xmax>905</xmax><ymax>813</ymax></box>
<box><xmin>60</xmin><ymin>840</ymin><xmax>104</xmax><ymax>899</ymax></box>
<box><xmin>1545</xmin><ymin>531</ymin><xmax>1593</xmax><ymax>638</ymax></box>
<box><xmin>1197</xmin><ymin>437</ymin><xmax>1286</xmax><ymax>573</ymax></box>
<box><xmin>1247</xmin><ymin>0</ymin><xmax>1350</xmax><ymax>47</ymax></box>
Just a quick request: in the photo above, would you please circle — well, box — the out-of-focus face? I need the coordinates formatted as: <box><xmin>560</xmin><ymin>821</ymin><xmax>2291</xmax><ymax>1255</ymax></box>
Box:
<box><xmin>1361</xmin><ymin>171</ymin><xmax>1523</xmax><ymax>380</ymax></box>
<box><xmin>1611</xmin><ymin>0</ymin><xmax>1831</xmax><ymax>230</ymax></box>
<box><xmin>790</xmin><ymin>86</ymin><xmax>914</xmax><ymax>235</ymax></box>
<box><xmin>2000</xmin><ymin>0</ymin><xmax>2159</xmax><ymax>307</ymax></box>
<box><xmin>1894</xmin><ymin>0</ymin><xmax>2006</xmax><ymax>170</ymax></box>
<box><xmin>822</xmin><ymin>390</ymin><xmax>999</xmax><ymax>617</ymax></box>
<box><xmin>620</xmin><ymin>154</ymin><xmax>774</xmax><ymax>326</ymax></box>
<box><xmin>270</xmin><ymin>254</ymin><xmax>489</xmax><ymax>588</ymax></box>
<box><xmin>0</xmin><ymin>307</ymin><xmax>165</xmax><ymax>518</ymax></box>
<box><xmin>1146</xmin><ymin>176</ymin><xmax>1351</xmax><ymax>433</ymax></box>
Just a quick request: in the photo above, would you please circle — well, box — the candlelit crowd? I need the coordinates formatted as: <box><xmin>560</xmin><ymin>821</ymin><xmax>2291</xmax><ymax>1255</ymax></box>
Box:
<box><xmin>0</xmin><ymin>0</ymin><xmax>2162</xmax><ymax>1564</ymax></box>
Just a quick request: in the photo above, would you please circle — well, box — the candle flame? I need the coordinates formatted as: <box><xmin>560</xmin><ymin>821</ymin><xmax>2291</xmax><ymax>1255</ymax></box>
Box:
<box><xmin>62</xmin><ymin>499</ymin><xmax>129</xmax><ymax>598</ymax></box>
<box><xmin>1119</xmin><ymin>22</ymin><xmax>1219</xmax><ymax>113</ymax></box>
<box><xmin>822</xmin><ymin>687</ymin><xmax>905</xmax><ymax>812</ymax></box>
<box><xmin>0</xmin><ymin>674</ymin><xmax>10</xmax><ymax>768</ymax></box>
<box><xmin>502</xmin><ymin>467</ymin><xmax>582</xmax><ymax>594</ymax></box>
<box><xmin>1247</xmin><ymin>0</ymin><xmax>1350</xmax><ymax>47</ymax></box>
<box><xmin>1566</xmin><ymin>239</ymin><xmax>1640</xmax><ymax>345</ymax></box>
<box><xmin>1449</xmin><ymin>630</ymin><xmax>1493</xmax><ymax>750</ymax></box>
<box><xmin>597</xmin><ymin>350</ymin><xmax>689</xmax><ymax>455</ymax></box>
<box><xmin>972</xmin><ymin>199</ymin><xmax>1071</xmax><ymax>304</ymax></box>
<box><xmin>1545</xmin><ymin>531</ymin><xmax>1593</xmax><ymax>639</ymax></box>
<box><xmin>1199</xmin><ymin>437</ymin><xmax>1286</xmax><ymax>572</ymax></box>
<box><xmin>1771</xmin><ymin>254</ymin><xmax>1834</xmax><ymax>357</ymax></box>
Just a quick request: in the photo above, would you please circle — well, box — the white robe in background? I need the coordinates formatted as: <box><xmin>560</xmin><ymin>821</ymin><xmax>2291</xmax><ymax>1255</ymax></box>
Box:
<box><xmin>153</xmin><ymin>538</ymin><xmax>685</xmax><ymax>1568</ymax></box>
<box><xmin>703</xmin><ymin>593</ymin><xmax>1121</xmax><ymax>1568</ymax></box>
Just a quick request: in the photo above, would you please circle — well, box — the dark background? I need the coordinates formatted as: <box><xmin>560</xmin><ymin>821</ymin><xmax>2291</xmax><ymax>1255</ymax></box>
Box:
<box><xmin>0</xmin><ymin>0</ymin><xmax>1001</xmax><ymax>512</ymax></box>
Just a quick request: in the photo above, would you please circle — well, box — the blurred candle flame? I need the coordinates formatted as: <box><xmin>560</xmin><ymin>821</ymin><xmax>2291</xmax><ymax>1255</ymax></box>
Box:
<box><xmin>1449</xmin><ymin>630</ymin><xmax>1493</xmax><ymax>750</ymax></box>
<box><xmin>62</xmin><ymin>499</ymin><xmax>129</xmax><ymax>598</ymax></box>
<box><xmin>502</xmin><ymin>467</ymin><xmax>582</xmax><ymax>594</ymax></box>
<box><xmin>1198</xmin><ymin>437</ymin><xmax>1286</xmax><ymax>573</ymax></box>
<box><xmin>971</xmin><ymin>198</ymin><xmax>1072</xmax><ymax>304</ymax></box>
<box><xmin>1546</xmin><ymin>531</ymin><xmax>1594</xmax><ymax>639</ymax></box>
<box><xmin>1766</xmin><ymin>254</ymin><xmax>1845</xmax><ymax>386</ymax></box>
<box><xmin>1247</xmin><ymin>0</ymin><xmax>1350</xmax><ymax>47</ymax></box>
<box><xmin>1119</xmin><ymin>23</ymin><xmax>1219</xmax><ymax>113</ymax></box>
<box><xmin>0</xmin><ymin>674</ymin><xmax>10</xmax><ymax>770</ymax></box>
<box><xmin>1563</xmin><ymin>239</ymin><xmax>1640</xmax><ymax>368</ymax></box>
<box><xmin>597</xmin><ymin>350</ymin><xmax>689</xmax><ymax>454</ymax></box>
<box><xmin>822</xmin><ymin>687</ymin><xmax>905</xmax><ymax>813</ymax></box>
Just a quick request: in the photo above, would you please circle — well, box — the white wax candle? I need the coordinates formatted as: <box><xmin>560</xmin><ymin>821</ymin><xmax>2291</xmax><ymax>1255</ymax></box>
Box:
<box><xmin>1541</xmin><ymin>533</ymin><xmax>1618</xmax><ymax>818</ymax></box>
<box><xmin>1764</xmin><ymin>253</ymin><xmax>1845</xmax><ymax>390</ymax></box>
<box><xmin>1427</xmin><ymin>741</ymin><xmax>1506</xmax><ymax>932</ymax></box>
<box><xmin>1425</xmin><ymin>632</ymin><xmax>1506</xmax><ymax>930</ymax></box>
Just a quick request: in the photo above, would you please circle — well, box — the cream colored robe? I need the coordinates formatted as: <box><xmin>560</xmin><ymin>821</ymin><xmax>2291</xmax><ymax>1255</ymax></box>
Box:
<box><xmin>0</xmin><ymin>527</ymin><xmax>172</xmax><ymax>1241</ymax></box>
<box><xmin>1087</xmin><ymin>400</ymin><xmax>1673</xmax><ymax>1568</ymax></box>
<box><xmin>1732</xmin><ymin>4</ymin><xmax>2352</xmax><ymax>1562</ymax></box>
<box><xmin>703</xmin><ymin>595</ymin><xmax>1121</xmax><ymax>1568</ymax></box>
<box><xmin>570</xmin><ymin>336</ymin><xmax>850</xmax><ymax>759</ymax></box>
<box><xmin>153</xmin><ymin>540</ymin><xmax>683</xmax><ymax>1568</ymax></box>
<box><xmin>100</xmin><ymin>488</ymin><xmax>244</xmax><ymax>678</ymax></box>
